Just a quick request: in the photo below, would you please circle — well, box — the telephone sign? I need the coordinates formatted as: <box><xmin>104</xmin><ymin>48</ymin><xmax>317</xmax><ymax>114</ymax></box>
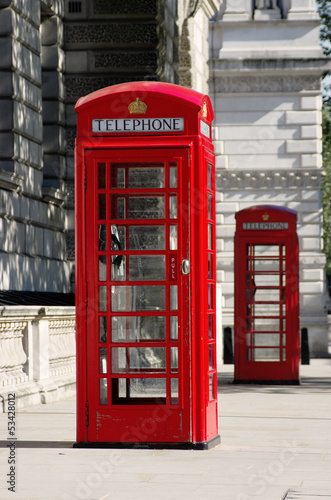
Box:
<box><xmin>74</xmin><ymin>82</ymin><xmax>220</xmax><ymax>449</ymax></box>
<box><xmin>234</xmin><ymin>205</ymin><xmax>300</xmax><ymax>383</ymax></box>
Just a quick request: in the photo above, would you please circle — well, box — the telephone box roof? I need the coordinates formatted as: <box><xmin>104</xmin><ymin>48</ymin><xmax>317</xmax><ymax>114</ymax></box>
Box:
<box><xmin>75</xmin><ymin>81</ymin><xmax>213</xmax><ymax>119</ymax></box>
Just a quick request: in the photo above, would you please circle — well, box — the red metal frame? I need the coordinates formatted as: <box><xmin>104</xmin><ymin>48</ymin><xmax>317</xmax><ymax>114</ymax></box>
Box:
<box><xmin>234</xmin><ymin>205</ymin><xmax>300</xmax><ymax>383</ymax></box>
<box><xmin>75</xmin><ymin>82</ymin><xmax>219</xmax><ymax>448</ymax></box>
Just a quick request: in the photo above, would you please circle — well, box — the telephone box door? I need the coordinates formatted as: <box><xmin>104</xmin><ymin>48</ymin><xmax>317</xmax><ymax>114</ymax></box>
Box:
<box><xmin>84</xmin><ymin>148</ymin><xmax>191</xmax><ymax>443</ymax></box>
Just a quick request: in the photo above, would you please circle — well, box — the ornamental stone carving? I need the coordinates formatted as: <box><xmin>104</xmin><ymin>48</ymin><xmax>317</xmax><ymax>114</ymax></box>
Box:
<box><xmin>93</xmin><ymin>52</ymin><xmax>158</xmax><ymax>71</ymax></box>
<box><xmin>64</xmin><ymin>23</ymin><xmax>158</xmax><ymax>46</ymax></box>
<box><xmin>216</xmin><ymin>169</ymin><xmax>323</xmax><ymax>190</ymax></box>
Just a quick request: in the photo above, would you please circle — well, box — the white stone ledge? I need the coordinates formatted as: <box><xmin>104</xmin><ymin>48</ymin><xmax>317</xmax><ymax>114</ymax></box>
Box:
<box><xmin>0</xmin><ymin>306</ymin><xmax>76</xmax><ymax>411</ymax></box>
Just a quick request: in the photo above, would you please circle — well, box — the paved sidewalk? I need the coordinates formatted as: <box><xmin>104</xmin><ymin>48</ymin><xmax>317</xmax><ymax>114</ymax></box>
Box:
<box><xmin>1</xmin><ymin>359</ymin><xmax>331</xmax><ymax>500</ymax></box>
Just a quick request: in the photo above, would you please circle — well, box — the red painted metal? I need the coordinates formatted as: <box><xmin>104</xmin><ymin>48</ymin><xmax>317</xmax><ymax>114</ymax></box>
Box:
<box><xmin>234</xmin><ymin>205</ymin><xmax>300</xmax><ymax>383</ymax></box>
<box><xmin>75</xmin><ymin>82</ymin><xmax>219</xmax><ymax>448</ymax></box>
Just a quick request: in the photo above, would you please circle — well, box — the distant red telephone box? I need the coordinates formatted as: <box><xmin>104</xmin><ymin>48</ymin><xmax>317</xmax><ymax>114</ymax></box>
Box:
<box><xmin>234</xmin><ymin>205</ymin><xmax>300</xmax><ymax>384</ymax></box>
<box><xmin>74</xmin><ymin>82</ymin><xmax>219</xmax><ymax>449</ymax></box>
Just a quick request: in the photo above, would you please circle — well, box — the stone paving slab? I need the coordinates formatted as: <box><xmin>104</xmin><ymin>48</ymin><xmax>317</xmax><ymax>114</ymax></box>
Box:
<box><xmin>0</xmin><ymin>359</ymin><xmax>330</xmax><ymax>500</ymax></box>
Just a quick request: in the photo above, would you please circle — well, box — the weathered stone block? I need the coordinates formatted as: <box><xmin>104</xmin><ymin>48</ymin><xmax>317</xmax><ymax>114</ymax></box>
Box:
<box><xmin>302</xmin><ymin>269</ymin><xmax>324</xmax><ymax>281</ymax></box>
<box><xmin>0</xmin><ymin>132</ymin><xmax>14</xmax><ymax>157</ymax></box>
<box><xmin>41</xmin><ymin>46</ymin><xmax>65</xmax><ymax>70</ymax></box>
<box><xmin>0</xmin><ymin>71</ymin><xmax>13</xmax><ymax>95</ymax></box>
<box><xmin>286</xmin><ymin>139</ymin><xmax>320</xmax><ymax>154</ymax></box>
<box><xmin>41</xmin><ymin>15</ymin><xmax>63</xmax><ymax>46</ymax></box>
<box><xmin>301</xmin><ymin>237</ymin><xmax>321</xmax><ymax>251</ymax></box>
<box><xmin>0</xmin><ymin>100</ymin><xmax>13</xmax><ymax>129</ymax></box>
<box><xmin>301</xmin><ymin>154</ymin><xmax>322</xmax><ymax>168</ymax></box>
<box><xmin>43</xmin><ymin>101</ymin><xmax>65</xmax><ymax>124</ymax></box>
<box><xmin>286</xmin><ymin>110</ymin><xmax>320</xmax><ymax>125</ymax></box>
<box><xmin>0</xmin><ymin>38</ymin><xmax>13</xmax><ymax>68</ymax></box>
<box><xmin>300</xmin><ymin>95</ymin><xmax>321</xmax><ymax>110</ymax></box>
<box><xmin>301</xmin><ymin>125</ymin><xmax>321</xmax><ymax>139</ymax></box>
<box><xmin>43</xmin><ymin>125</ymin><xmax>66</xmax><ymax>153</ymax></box>
<box><xmin>13</xmin><ymin>74</ymin><xmax>42</xmax><ymax>109</ymax></box>
<box><xmin>42</xmin><ymin>71</ymin><xmax>65</xmax><ymax>99</ymax></box>
<box><xmin>65</xmin><ymin>50</ymin><xmax>88</xmax><ymax>73</ymax></box>
<box><xmin>43</xmin><ymin>154</ymin><xmax>66</xmax><ymax>179</ymax></box>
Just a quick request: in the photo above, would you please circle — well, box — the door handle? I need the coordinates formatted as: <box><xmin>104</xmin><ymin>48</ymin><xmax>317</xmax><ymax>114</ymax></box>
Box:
<box><xmin>181</xmin><ymin>259</ymin><xmax>190</xmax><ymax>275</ymax></box>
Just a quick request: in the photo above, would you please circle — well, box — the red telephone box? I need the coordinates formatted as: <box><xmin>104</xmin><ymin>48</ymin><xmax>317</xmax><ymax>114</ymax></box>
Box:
<box><xmin>74</xmin><ymin>82</ymin><xmax>219</xmax><ymax>449</ymax></box>
<box><xmin>234</xmin><ymin>205</ymin><xmax>300</xmax><ymax>384</ymax></box>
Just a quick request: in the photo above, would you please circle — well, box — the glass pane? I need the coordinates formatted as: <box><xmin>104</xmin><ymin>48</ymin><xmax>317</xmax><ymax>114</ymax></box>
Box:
<box><xmin>129</xmin><ymin>256</ymin><xmax>165</xmax><ymax>281</ymax></box>
<box><xmin>209</xmin><ymin>343</ymin><xmax>215</xmax><ymax>370</ymax></box>
<box><xmin>128</xmin><ymin>226</ymin><xmax>165</xmax><ymax>250</ymax></box>
<box><xmin>208</xmin><ymin>315</ymin><xmax>214</xmax><ymax>340</ymax></box>
<box><xmin>208</xmin><ymin>193</ymin><xmax>213</xmax><ymax>220</ymax></box>
<box><xmin>98</xmin><ymin>162</ymin><xmax>106</xmax><ymax>189</ymax></box>
<box><xmin>111</xmin><ymin>285</ymin><xmax>166</xmax><ymax>311</ymax></box>
<box><xmin>252</xmin><ymin>333</ymin><xmax>280</xmax><ymax>347</ymax></box>
<box><xmin>207</xmin><ymin>163</ymin><xmax>212</xmax><ymax>190</ymax></box>
<box><xmin>111</xmin><ymin>255</ymin><xmax>125</xmax><ymax>280</ymax></box>
<box><xmin>209</xmin><ymin>374</ymin><xmax>215</xmax><ymax>401</ymax></box>
<box><xmin>169</xmin><ymin>166</ymin><xmax>177</xmax><ymax>188</ymax></box>
<box><xmin>208</xmin><ymin>284</ymin><xmax>214</xmax><ymax>310</ymax></box>
<box><xmin>99</xmin><ymin>194</ymin><xmax>106</xmax><ymax>219</ymax></box>
<box><xmin>137</xmin><ymin>197</ymin><xmax>164</xmax><ymax>220</ymax></box>
<box><xmin>169</xmin><ymin>225</ymin><xmax>177</xmax><ymax>250</ymax></box>
<box><xmin>112</xmin><ymin>347</ymin><xmax>166</xmax><ymax>373</ymax></box>
<box><xmin>100</xmin><ymin>378</ymin><xmax>107</xmax><ymax>405</ymax></box>
<box><xmin>99</xmin><ymin>255</ymin><xmax>107</xmax><ymax>281</ymax></box>
<box><xmin>254</xmin><ymin>245</ymin><xmax>280</xmax><ymax>256</ymax></box>
<box><xmin>170</xmin><ymin>285</ymin><xmax>178</xmax><ymax>311</ymax></box>
<box><xmin>111</xmin><ymin>163</ymin><xmax>165</xmax><ymax>189</ymax></box>
<box><xmin>208</xmin><ymin>224</ymin><xmax>213</xmax><ymax>250</ymax></box>
<box><xmin>111</xmin><ymin>167</ymin><xmax>125</xmax><ymax>188</ymax></box>
<box><xmin>169</xmin><ymin>194</ymin><xmax>177</xmax><ymax>219</ymax></box>
<box><xmin>252</xmin><ymin>303</ymin><xmax>280</xmax><ymax>316</ymax></box>
<box><xmin>112</xmin><ymin>316</ymin><xmax>166</xmax><ymax>342</ymax></box>
<box><xmin>99</xmin><ymin>316</ymin><xmax>107</xmax><ymax>343</ymax></box>
<box><xmin>128</xmin><ymin>167</ymin><xmax>165</xmax><ymax>188</ymax></box>
<box><xmin>208</xmin><ymin>253</ymin><xmax>213</xmax><ymax>279</ymax></box>
<box><xmin>252</xmin><ymin>348</ymin><xmax>280</xmax><ymax>362</ymax></box>
<box><xmin>171</xmin><ymin>347</ymin><xmax>178</xmax><ymax>372</ymax></box>
<box><xmin>253</xmin><ymin>259</ymin><xmax>280</xmax><ymax>272</ymax></box>
<box><xmin>253</xmin><ymin>274</ymin><xmax>280</xmax><ymax>287</ymax></box>
<box><xmin>254</xmin><ymin>289</ymin><xmax>280</xmax><ymax>302</ymax></box>
<box><xmin>114</xmin><ymin>378</ymin><xmax>166</xmax><ymax>402</ymax></box>
<box><xmin>99</xmin><ymin>224</ymin><xmax>107</xmax><ymax>251</ymax></box>
<box><xmin>111</xmin><ymin>225</ymin><xmax>125</xmax><ymax>250</ymax></box>
<box><xmin>171</xmin><ymin>378</ymin><xmax>178</xmax><ymax>405</ymax></box>
<box><xmin>99</xmin><ymin>347</ymin><xmax>107</xmax><ymax>373</ymax></box>
<box><xmin>170</xmin><ymin>316</ymin><xmax>178</xmax><ymax>340</ymax></box>
<box><xmin>99</xmin><ymin>286</ymin><xmax>107</xmax><ymax>312</ymax></box>
<box><xmin>252</xmin><ymin>319</ymin><xmax>280</xmax><ymax>332</ymax></box>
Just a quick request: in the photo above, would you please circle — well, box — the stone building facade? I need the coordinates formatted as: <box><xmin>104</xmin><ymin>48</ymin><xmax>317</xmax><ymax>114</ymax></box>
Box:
<box><xmin>210</xmin><ymin>0</ymin><xmax>331</xmax><ymax>356</ymax></box>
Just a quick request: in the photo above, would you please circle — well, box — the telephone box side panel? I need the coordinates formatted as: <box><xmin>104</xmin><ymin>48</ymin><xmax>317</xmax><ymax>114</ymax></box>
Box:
<box><xmin>75</xmin><ymin>142</ymin><xmax>88</xmax><ymax>442</ymax></box>
<box><xmin>190</xmin><ymin>140</ymin><xmax>217</xmax><ymax>443</ymax></box>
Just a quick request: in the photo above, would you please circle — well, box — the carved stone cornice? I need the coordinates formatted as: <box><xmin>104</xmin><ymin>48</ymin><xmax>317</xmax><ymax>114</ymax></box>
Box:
<box><xmin>216</xmin><ymin>168</ymin><xmax>324</xmax><ymax>189</ymax></box>
<box><xmin>212</xmin><ymin>74</ymin><xmax>321</xmax><ymax>93</ymax></box>
<box><xmin>210</xmin><ymin>58</ymin><xmax>331</xmax><ymax>93</ymax></box>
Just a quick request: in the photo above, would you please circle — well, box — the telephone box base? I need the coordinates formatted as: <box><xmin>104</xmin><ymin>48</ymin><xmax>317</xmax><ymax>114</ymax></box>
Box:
<box><xmin>73</xmin><ymin>435</ymin><xmax>221</xmax><ymax>450</ymax></box>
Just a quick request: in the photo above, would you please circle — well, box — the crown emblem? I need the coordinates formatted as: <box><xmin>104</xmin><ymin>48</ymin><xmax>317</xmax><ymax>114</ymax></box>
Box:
<box><xmin>128</xmin><ymin>98</ymin><xmax>147</xmax><ymax>115</ymax></box>
<box><xmin>262</xmin><ymin>213</ymin><xmax>269</xmax><ymax>221</ymax></box>
<box><xmin>202</xmin><ymin>101</ymin><xmax>208</xmax><ymax>118</ymax></box>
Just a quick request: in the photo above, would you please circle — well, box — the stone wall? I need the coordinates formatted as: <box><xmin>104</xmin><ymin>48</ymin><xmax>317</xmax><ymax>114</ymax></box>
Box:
<box><xmin>0</xmin><ymin>0</ymin><xmax>70</xmax><ymax>292</ymax></box>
